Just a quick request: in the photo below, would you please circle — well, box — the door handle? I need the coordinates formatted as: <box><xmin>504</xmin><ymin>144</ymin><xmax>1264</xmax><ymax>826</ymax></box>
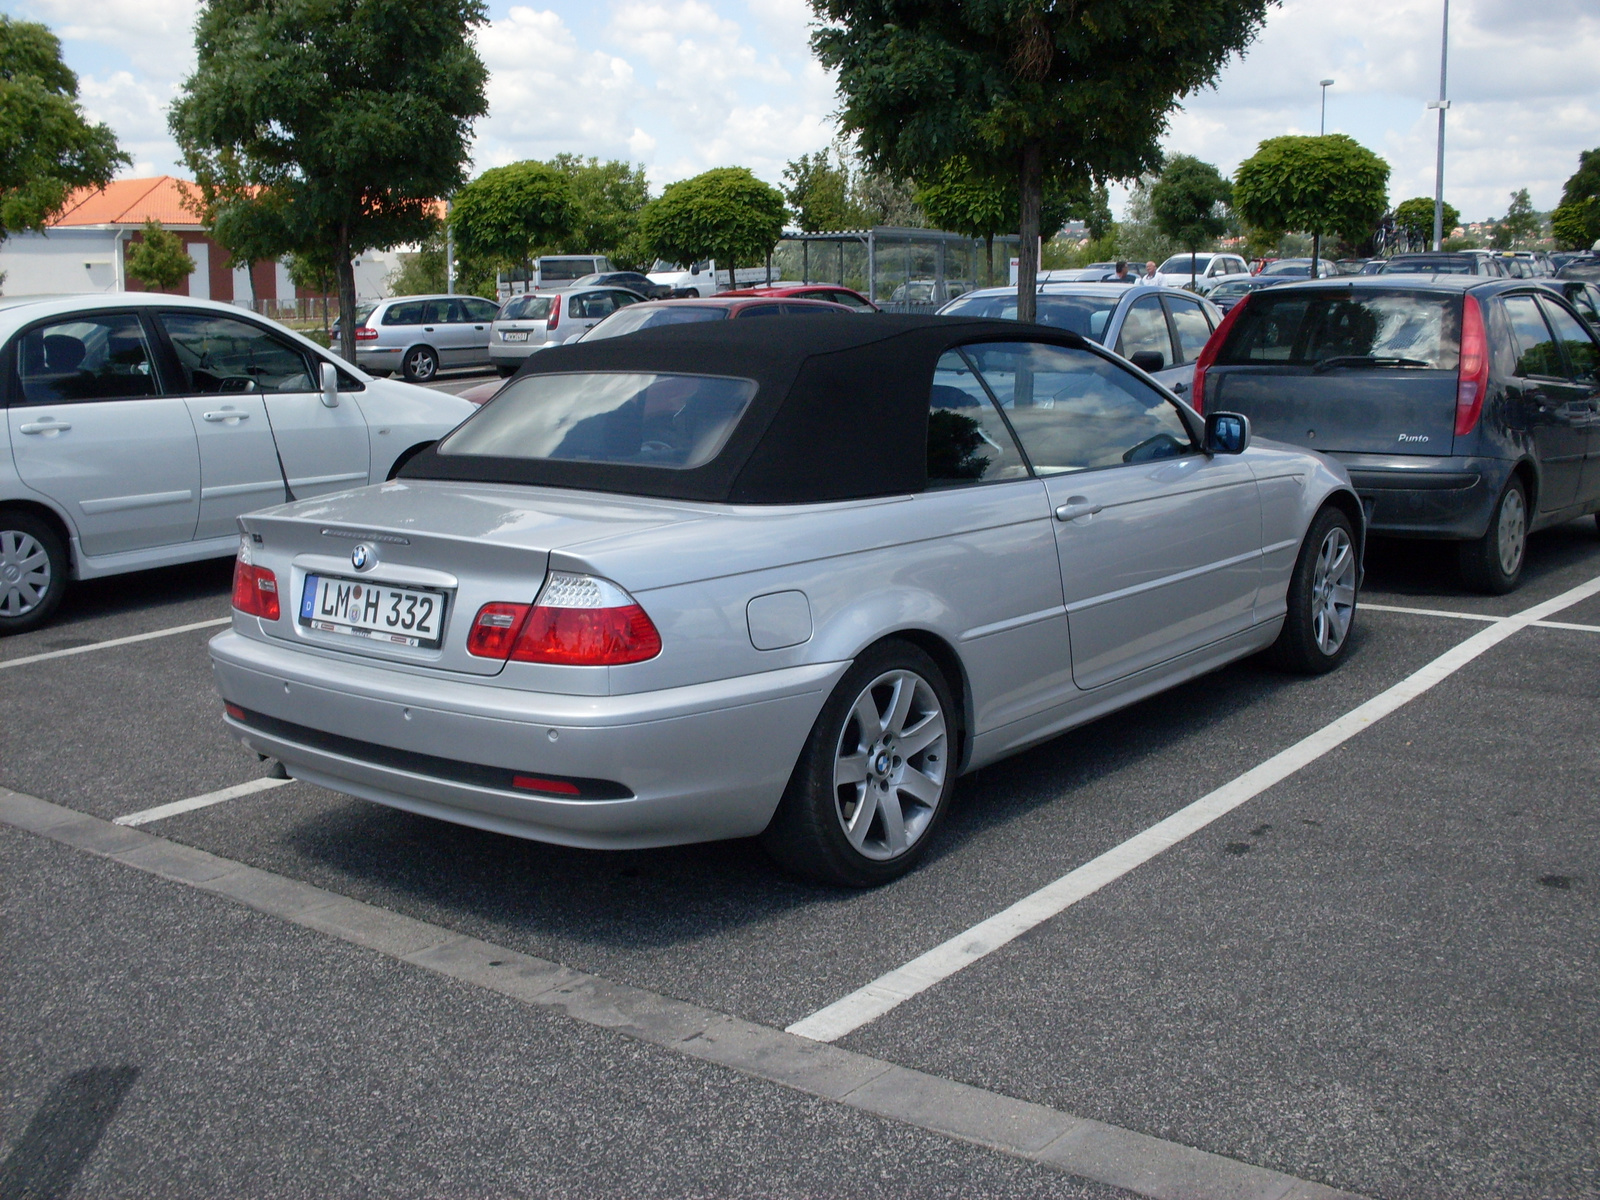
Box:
<box><xmin>423</xmin><ymin>325</ymin><xmax>435</xmax><ymax>332</ymax></box>
<box><xmin>19</xmin><ymin>419</ymin><xmax>71</xmax><ymax>434</ymax></box>
<box><xmin>1054</xmin><ymin>498</ymin><xmax>1104</xmax><ymax>522</ymax></box>
<box><xmin>203</xmin><ymin>410</ymin><xmax>250</xmax><ymax>422</ymax></box>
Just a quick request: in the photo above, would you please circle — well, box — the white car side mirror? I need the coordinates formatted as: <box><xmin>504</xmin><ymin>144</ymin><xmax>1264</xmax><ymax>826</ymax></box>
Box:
<box><xmin>320</xmin><ymin>361</ymin><xmax>339</xmax><ymax>408</ymax></box>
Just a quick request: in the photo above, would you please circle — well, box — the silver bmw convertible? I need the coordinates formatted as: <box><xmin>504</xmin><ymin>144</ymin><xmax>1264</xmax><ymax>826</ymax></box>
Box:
<box><xmin>210</xmin><ymin>315</ymin><xmax>1362</xmax><ymax>886</ymax></box>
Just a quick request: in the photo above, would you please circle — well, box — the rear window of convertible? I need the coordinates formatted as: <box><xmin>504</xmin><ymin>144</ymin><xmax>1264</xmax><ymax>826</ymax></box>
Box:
<box><xmin>437</xmin><ymin>372</ymin><xmax>756</xmax><ymax>470</ymax></box>
<box><xmin>1217</xmin><ymin>288</ymin><xmax>1461</xmax><ymax>370</ymax></box>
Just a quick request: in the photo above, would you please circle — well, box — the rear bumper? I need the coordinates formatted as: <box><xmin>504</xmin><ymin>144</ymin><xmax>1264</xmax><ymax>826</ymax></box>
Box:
<box><xmin>208</xmin><ymin>630</ymin><xmax>844</xmax><ymax>850</ymax></box>
<box><xmin>1333</xmin><ymin>454</ymin><xmax>1508</xmax><ymax>540</ymax></box>
<box><xmin>488</xmin><ymin>341</ymin><xmax>553</xmax><ymax>364</ymax></box>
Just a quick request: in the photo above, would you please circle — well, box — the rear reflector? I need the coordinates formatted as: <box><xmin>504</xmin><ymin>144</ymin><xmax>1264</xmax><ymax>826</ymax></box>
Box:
<box><xmin>512</xmin><ymin>775</ymin><xmax>582</xmax><ymax>796</ymax></box>
<box><xmin>1455</xmin><ymin>294</ymin><xmax>1489</xmax><ymax>438</ymax></box>
<box><xmin>232</xmin><ymin>542</ymin><xmax>280</xmax><ymax>621</ymax></box>
<box><xmin>224</xmin><ymin>702</ymin><xmax>245</xmax><ymax>721</ymax></box>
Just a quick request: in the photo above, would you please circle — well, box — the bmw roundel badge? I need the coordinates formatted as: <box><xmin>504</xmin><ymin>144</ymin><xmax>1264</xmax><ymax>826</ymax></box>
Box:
<box><xmin>351</xmin><ymin>543</ymin><xmax>374</xmax><ymax>571</ymax></box>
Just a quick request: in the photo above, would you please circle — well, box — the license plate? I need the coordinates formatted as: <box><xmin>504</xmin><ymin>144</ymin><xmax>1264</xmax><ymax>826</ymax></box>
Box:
<box><xmin>503</xmin><ymin>331</ymin><xmax>529</xmax><ymax>342</ymax></box>
<box><xmin>299</xmin><ymin>574</ymin><xmax>447</xmax><ymax>648</ymax></box>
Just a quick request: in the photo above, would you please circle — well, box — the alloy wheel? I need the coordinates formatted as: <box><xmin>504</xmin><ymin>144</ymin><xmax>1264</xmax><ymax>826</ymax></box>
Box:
<box><xmin>1310</xmin><ymin>525</ymin><xmax>1357</xmax><ymax>656</ymax></box>
<box><xmin>832</xmin><ymin>669</ymin><xmax>948</xmax><ymax>861</ymax></box>
<box><xmin>0</xmin><ymin>529</ymin><xmax>52</xmax><ymax>617</ymax></box>
<box><xmin>1496</xmin><ymin>487</ymin><xmax>1527</xmax><ymax>578</ymax></box>
<box><xmin>406</xmin><ymin>349</ymin><xmax>437</xmax><ymax>381</ymax></box>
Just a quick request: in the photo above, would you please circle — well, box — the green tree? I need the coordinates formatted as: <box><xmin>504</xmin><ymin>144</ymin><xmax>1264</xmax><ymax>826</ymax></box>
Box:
<box><xmin>915</xmin><ymin>155</ymin><xmax>1081</xmax><ymax>285</ymax></box>
<box><xmin>638</xmin><ymin>167</ymin><xmax>786</xmax><ymax>288</ymax></box>
<box><xmin>124</xmin><ymin>219</ymin><xmax>196</xmax><ymax>291</ymax></box>
<box><xmin>448</xmin><ymin>160</ymin><xmax>576</xmax><ymax>280</ymax></box>
<box><xmin>0</xmin><ymin>16</ymin><xmax>129</xmax><ymax>241</ymax></box>
<box><xmin>1552</xmin><ymin>148</ymin><xmax>1600</xmax><ymax>251</ymax></box>
<box><xmin>1149</xmin><ymin>155</ymin><xmax>1232</xmax><ymax>287</ymax></box>
<box><xmin>547</xmin><ymin>154</ymin><xmax>651</xmax><ymax>266</ymax></box>
<box><xmin>287</xmin><ymin>246</ymin><xmax>338</xmax><ymax>339</ymax></box>
<box><xmin>182</xmin><ymin>157</ymin><xmax>294</xmax><ymax>304</ymax></box>
<box><xmin>171</xmin><ymin>0</ymin><xmax>490</xmax><ymax>361</ymax></box>
<box><xmin>1393</xmin><ymin>196</ymin><xmax>1460</xmax><ymax>251</ymax></box>
<box><xmin>385</xmin><ymin>232</ymin><xmax>447</xmax><ymax>296</ymax></box>
<box><xmin>783</xmin><ymin>149</ymin><xmax>863</xmax><ymax>232</ymax></box>
<box><xmin>1491</xmin><ymin>188</ymin><xmax>1540</xmax><ymax>250</ymax></box>
<box><xmin>1233</xmin><ymin>135</ymin><xmax>1389</xmax><ymax>277</ymax></box>
<box><xmin>812</xmin><ymin>0</ymin><xmax>1274</xmax><ymax>320</ymax></box>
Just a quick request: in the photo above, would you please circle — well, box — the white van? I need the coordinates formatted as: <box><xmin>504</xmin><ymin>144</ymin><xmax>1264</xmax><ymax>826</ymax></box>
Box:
<box><xmin>645</xmin><ymin>260</ymin><xmax>774</xmax><ymax>297</ymax></box>
<box><xmin>498</xmin><ymin>256</ymin><xmax>614</xmax><ymax>299</ymax></box>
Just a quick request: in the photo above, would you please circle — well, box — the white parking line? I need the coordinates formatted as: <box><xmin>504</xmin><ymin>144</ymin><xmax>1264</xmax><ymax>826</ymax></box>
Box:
<box><xmin>788</xmin><ymin>573</ymin><xmax>1600</xmax><ymax>1043</ymax></box>
<box><xmin>113</xmin><ymin>776</ymin><xmax>291</xmax><ymax>827</ymax></box>
<box><xmin>0</xmin><ymin>616</ymin><xmax>231</xmax><ymax>671</ymax></box>
<box><xmin>1361</xmin><ymin>602</ymin><xmax>1600</xmax><ymax>635</ymax></box>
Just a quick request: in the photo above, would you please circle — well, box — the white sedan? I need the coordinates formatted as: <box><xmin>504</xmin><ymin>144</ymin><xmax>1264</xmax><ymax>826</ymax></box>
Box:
<box><xmin>0</xmin><ymin>294</ymin><xmax>474</xmax><ymax>632</ymax></box>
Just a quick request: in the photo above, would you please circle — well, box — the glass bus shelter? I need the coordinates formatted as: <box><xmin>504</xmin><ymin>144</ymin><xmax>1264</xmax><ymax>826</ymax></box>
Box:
<box><xmin>767</xmin><ymin>228</ymin><xmax>1018</xmax><ymax>312</ymax></box>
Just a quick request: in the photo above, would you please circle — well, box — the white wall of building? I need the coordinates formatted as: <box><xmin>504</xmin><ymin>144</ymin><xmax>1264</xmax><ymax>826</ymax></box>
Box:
<box><xmin>187</xmin><ymin>241</ymin><xmax>209</xmax><ymax>300</ymax></box>
<box><xmin>0</xmin><ymin>229</ymin><xmax>121</xmax><ymax>295</ymax></box>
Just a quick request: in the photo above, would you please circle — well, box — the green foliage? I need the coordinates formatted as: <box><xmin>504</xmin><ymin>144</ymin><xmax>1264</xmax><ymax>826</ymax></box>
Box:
<box><xmin>1117</xmin><ymin>175</ymin><xmax>1179</xmax><ymax>264</ymax></box>
<box><xmin>1441</xmin><ymin>234</ymin><xmax>1481</xmax><ymax>252</ymax></box>
<box><xmin>1233</xmin><ymin>134</ymin><xmax>1389</xmax><ymax>246</ymax></box>
<box><xmin>1041</xmin><ymin>232</ymin><xmax>1118</xmax><ymax>270</ymax></box>
<box><xmin>811</xmin><ymin>0</ymin><xmax>1275</xmax><ymax>315</ymax></box>
<box><xmin>850</xmin><ymin>165</ymin><xmax>924</xmax><ymax>226</ymax></box>
<box><xmin>1393</xmin><ymin>196</ymin><xmax>1460</xmax><ymax>247</ymax></box>
<box><xmin>1552</xmin><ymin>199</ymin><xmax>1598</xmax><ymax>252</ymax></box>
<box><xmin>784</xmin><ymin>149</ymin><xmax>864</xmax><ymax>232</ymax></box>
<box><xmin>0</xmin><ymin>16</ymin><xmax>130</xmax><ymax>240</ymax></box>
<box><xmin>124</xmin><ymin>220</ymin><xmax>196</xmax><ymax>290</ymax></box>
<box><xmin>547</xmin><ymin>154</ymin><xmax>651</xmax><ymax>266</ymax></box>
<box><xmin>1494</xmin><ymin>188</ymin><xmax>1540</xmax><ymax>249</ymax></box>
<box><xmin>449</xmin><ymin>160</ymin><xmax>575</xmax><ymax>268</ymax></box>
<box><xmin>638</xmin><ymin>167</ymin><xmax>786</xmax><ymax>279</ymax></box>
<box><xmin>914</xmin><ymin>155</ymin><xmax>1081</xmax><ymax>240</ymax></box>
<box><xmin>170</xmin><ymin>0</ymin><xmax>490</xmax><ymax>358</ymax></box>
<box><xmin>386</xmin><ymin>232</ymin><xmax>447</xmax><ymax>295</ymax></box>
<box><xmin>1083</xmin><ymin>184</ymin><xmax>1113</xmax><ymax>242</ymax></box>
<box><xmin>1149</xmin><ymin>155</ymin><xmax>1231</xmax><ymax>263</ymax></box>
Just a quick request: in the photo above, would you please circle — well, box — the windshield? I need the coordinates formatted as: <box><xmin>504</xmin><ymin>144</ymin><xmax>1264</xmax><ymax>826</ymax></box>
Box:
<box><xmin>1216</xmin><ymin>289</ymin><xmax>1461</xmax><ymax>370</ymax></box>
<box><xmin>1382</xmin><ymin>258</ymin><xmax>1473</xmax><ymax>275</ymax></box>
<box><xmin>582</xmin><ymin>305</ymin><xmax>727</xmax><ymax>341</ymax></box>
<box><xmin>1158</xmin><ymin>254</ymin><xmax>1213</xmax><ymax>274</ymax></box>
<box><xmin>940</xmin><ymin>293</ymin><xmax>1115</xmax><ymax>341</ymax></box>
<box><xmin>1210</xmin><ymin>280</ymin><xmax>1255</xmax><ymax>297</ymax></box>
<box><xmin>438</xmin><ymin>372</ymin><xmax>756</xmax><ymax>469</ymax></box>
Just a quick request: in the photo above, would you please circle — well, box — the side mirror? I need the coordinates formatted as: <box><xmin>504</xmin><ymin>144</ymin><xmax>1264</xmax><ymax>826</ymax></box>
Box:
<box><xmin>1205</xmin><ymin>411</ymin><xmax>1250</xmax><ymax>455</ymax></box>
<box><xmin>320</xmin><ymin>361</ymin><xmax>340</xmax><ymax>408</ymax></box>
<box><xmin>690</xmin><ymin>263</ymin><xmax>701</xmax><ymax>276</ymax></box>
<box><xmin>1129</xmin><ymin>350</ymin><xmax>1165</xmax><ymax>373</ymax></box>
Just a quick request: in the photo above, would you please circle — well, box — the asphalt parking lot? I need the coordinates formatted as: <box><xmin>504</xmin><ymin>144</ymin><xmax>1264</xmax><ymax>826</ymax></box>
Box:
<box><xmin>3</xmin><ymin>518</ymin><xmax>1598</xmax><ymax>1199</ymax></box>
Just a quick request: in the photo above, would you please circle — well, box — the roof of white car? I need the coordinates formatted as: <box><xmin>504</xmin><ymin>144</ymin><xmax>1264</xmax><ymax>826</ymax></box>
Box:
<box><xmin>0</xmin><ymin>291</ymin><xmax>274</xmax><ymax>330</ymax></box>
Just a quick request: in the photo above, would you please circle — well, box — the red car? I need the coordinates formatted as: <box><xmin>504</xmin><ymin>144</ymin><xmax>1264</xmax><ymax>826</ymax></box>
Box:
<box><xmin>720</xmin><ymin>284</ymin><xmax>879</xmax><ymax>311</ymax></box>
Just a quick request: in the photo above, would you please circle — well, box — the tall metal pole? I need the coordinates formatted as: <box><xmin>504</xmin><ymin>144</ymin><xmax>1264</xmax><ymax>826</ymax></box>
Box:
<box><xmin>1319</xmin><ymin>79</ymin><xmax>1333</xmax><ymax>135</ymax></box>
<box><xmin>1430</xmin><ymin>0</ymin><xmax>1451</xmax><ymax>251</ymax></box>
<box><xmin>444</xmin><ymin>199</ymin><xmax>456</xmax><ymax>294</ymax></box>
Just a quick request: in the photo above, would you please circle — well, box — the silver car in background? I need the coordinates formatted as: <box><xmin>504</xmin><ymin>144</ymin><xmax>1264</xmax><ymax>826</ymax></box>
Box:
<box><xmin>210</xmin><ymin>315</ymin><xmax>1361</xmax><ymax>887</ymax></box>
<box><xmin>351</xmin><ymin>294</ymin><xmax>503</xmax><ymax>382</ymax></box>
<box><xmin>488</xmin><ymin>285</ymin><xmax>647</xmax><ymax>375</ymax></box>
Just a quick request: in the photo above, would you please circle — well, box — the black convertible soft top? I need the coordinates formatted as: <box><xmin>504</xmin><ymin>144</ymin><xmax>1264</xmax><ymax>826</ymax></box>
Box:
<box><xmin>400</xmin><ymin>314</ymin><xmax>1086</xmax><ymax>504</ymax></box>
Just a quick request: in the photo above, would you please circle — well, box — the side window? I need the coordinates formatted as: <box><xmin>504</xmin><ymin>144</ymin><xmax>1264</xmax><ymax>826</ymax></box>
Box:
<box><xmin>610</xmin><ymin>291</ymin><xmax>642</xmax><ymax>309</ymax></box>
<box><xmin>159</xmin><ymin>312</ymin><xmax>315</xmax><ymax>394</ymax></box>
<box><xmin>1538</xmin><ymin>297</ymin><xmax>1600</xmax><ymax>382</ymax></box>
<box><xmin>1116</xmin><ymin>295</ymin><xmax>1175</xmax><ymax>368</ymax></box>
<box><xmin>1165</xmin><ymin>297</ymin><xmax>1213</xmax><ymax>364</ymax></box>
<box><xmin>1502</xmin><ymin>295</ymin><xmax>1565</xmax><ymax>379</ymax></box>
<box><xmin>462</xmin><ymin>299</ymin><xmax>499</xmax><ymax>322</ymax></box>
<box><xmin>963</xmin><ymin>341</ymin><xmax>1194</xmax><ymax>474</ymax></box>
<box><xmin>383</xmin><ymin>301</ymin><xmax>425</xmax><ymax>325</ymax></box>
<box><xmin>423</xmin><ymin>299</ymin><xmax>460</xmax><ymax>324</ymax></box>
<box><xmin>14</xmin><ymin>313</ymin><xmax>160</xmax><ymax>405</ymax></box>
<box><xmin>1568</xmin><ymin>286</ymin><xmax>1600</xmax><ymax>326</ymax></box>
<box><xmin>738</xmin><ymin>304</ymin><xmax>783</xmax><ymax>318</ymax></box>
<box><xmin>926</xmin><ymin>349</ymin><xmax>1028</xmax><ymax>486</ymax></box>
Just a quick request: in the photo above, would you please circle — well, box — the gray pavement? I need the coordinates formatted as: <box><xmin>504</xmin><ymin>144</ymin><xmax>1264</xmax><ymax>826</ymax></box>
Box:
<box><xmin>3</xmin><ymin>519</ymin><xmax>1599</xmax><ymax>1197</ymax></box>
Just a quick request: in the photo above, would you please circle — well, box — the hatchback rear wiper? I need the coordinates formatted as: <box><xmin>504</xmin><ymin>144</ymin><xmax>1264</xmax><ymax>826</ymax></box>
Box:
<box><xmin>1312</xmin><ymin>355</ymin><xmax>1431</xmax><ymax>373</ymax></box>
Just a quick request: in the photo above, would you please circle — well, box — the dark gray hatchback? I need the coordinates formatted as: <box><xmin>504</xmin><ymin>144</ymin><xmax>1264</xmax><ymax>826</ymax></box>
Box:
<box><xmin>1192</xmin><ymin>276</ymin><xmax>1600</xmax><ymax>592</ymax></box>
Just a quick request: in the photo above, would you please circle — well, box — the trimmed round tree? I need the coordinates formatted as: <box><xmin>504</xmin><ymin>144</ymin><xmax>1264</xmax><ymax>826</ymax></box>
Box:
<box><xmin>125</xmin><ymin>219</ymin><xmax>196</xmax><ymax>291</ymax></box>
<box><xmin>1393</xmin><ymin>196</ymin><xmax>1460</xmax><ymax>252</ymax></box>
<box><xmin>1149</xmin><ymin>155</ymin><xmax>1232</xmax><ymax>287</ymax></box>
<box><xmin>448</xmin><ymin>161</ymin><xmax>577</xmax><ymax>276</ymax></box>
<box><xmin>1233</xmin><ymin>135</ymin><xmax>1390</xmax><ymax>275</ymax></box>
<box><xmin>638</xmin><ymin>168</ymin><xmax>786</xmax><ymax>289</ymax></box>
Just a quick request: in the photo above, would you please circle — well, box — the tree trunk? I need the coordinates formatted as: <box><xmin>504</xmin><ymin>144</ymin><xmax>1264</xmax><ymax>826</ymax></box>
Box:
<box><xmin>723</xmin><ymin>251</ymin><xmax>734</xmax><ymax>293</ymax></box>
<box><xmin>1311</xmin><ymin>231</ymin><xmax>1321</xmax><ymax>279</ymax></box>
<box><xmin>985</xmin><ymin>235</ymin><xmax>994</xmax><ymax>287</ymax></box>
<box><xmin>336</xmin><ymin>224</ymin><xmax>358</xmax><ymax>363</ymax></box>
<box><xmin>1016</xmin><ymin>143</ymin><xmax>1042</xmax><ymax>322</ymax></box>
<box><xmin>1190</xmin><ymin>249</ymin><xmax>1198</xmax><ymax>290</ymax></box>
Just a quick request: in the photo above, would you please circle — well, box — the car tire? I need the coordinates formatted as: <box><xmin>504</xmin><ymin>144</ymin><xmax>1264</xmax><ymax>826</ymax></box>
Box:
<box><xmin>495</xmin><ymin>363</ymin><xmax>517</xmax><ymax>378</ymax></box>
<box><xmin>401</xmin><ymin>345</ymin><xmax>439</xmax><ymax>383</ymax></box>
<box><xmin>1459</xmin><ymin>477</ymin><xmax>1527</xmax><ymax>594</ymax></box>
<box><xmin>1266</xmin><ymin>505</ymin><xmax>1359</xmax><ymax>674</ymax></box>
<box><xmin>760</xmin><ymin>640</ymin><xmax>959</xmax><ymax>887</ymax></box>
<box><xmin>0</xmin><ymin>510</ymin><xmax>68</xmax><ymax>635</ymax></box>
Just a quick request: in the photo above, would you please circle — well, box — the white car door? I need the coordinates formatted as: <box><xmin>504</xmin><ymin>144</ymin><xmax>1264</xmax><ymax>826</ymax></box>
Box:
<box><xmin>963</xmin><ymin>340</ymin><xmax>1262</xmax><ymax>690</ymax></box>
<box><xmin>8</xmin><ymin>310</ymin><xmax>200</xmax><ymax>556</ymax></box>
<box><xmin>158</xmin><ymin>310</ymin><xmax>369</xmax><ymax>502</ymax></box>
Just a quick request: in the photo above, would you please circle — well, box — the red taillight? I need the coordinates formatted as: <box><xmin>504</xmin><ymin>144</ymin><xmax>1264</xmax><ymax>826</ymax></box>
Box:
<box><xmin>466</xmin><ymin>602</ymin><xmax>530</xmax><ymax>658</ymax></box>
<box><xmin>464</xmin><ymin>573</ymin><xmax>661</xmax><ymax>666</ymax></box>
<box><xmin>354</xmin><ymin>326</ymin><xmax>378</xmax><ymax>340</ymax></box>
<box><xmin>231</xmin><ymin>543</ymin><xmax>279</xmax><ymax>620</ymax></box>
<box><xmin>1190</xmin><ymin>292</ymin><xmax>1252</xmax><ymax>415</ymax></box>
<box><xmin>1455</xmin><ymin>294</ymin><xmax>1489</xmax><ymax>438</ymax></box>
<box><xmin>546</xmin><ymin>293</ymin><xmax>561</xmax><ymax>331</ymax></box>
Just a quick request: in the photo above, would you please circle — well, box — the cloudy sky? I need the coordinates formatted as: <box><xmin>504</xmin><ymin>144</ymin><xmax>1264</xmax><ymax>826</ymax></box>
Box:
<box><xmin>13</xmin><ymin>0</ymin><xmax>1599</xmax><ymax>223</ymax></box>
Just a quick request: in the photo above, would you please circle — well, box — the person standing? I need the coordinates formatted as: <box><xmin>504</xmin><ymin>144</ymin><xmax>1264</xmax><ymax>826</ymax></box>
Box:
<box><xmin>1142</xmin><ymin>260</ymin><xmax>1159</xmax><ymax>283</ymax></box>
<box><xmin>1112</xmin><ymin>260</ymin><xmax>1135</xmax><ymax>283</ymax></box>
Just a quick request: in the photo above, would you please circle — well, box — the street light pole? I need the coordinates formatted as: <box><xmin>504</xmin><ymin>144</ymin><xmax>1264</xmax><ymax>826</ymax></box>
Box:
<box><xmin>1319</xmin><ymin>79</ymin><xmax>1334</xmax><ymax>135</ymax></box>
<box><xmin>1428</xmin><ymin>0</ymin><xmax>1451</xmax><ymax>251</ymax></box>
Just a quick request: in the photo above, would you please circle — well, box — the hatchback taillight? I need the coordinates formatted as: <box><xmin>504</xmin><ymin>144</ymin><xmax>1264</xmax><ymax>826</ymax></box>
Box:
<box><xmin>1455</xmin><ymin>294</ymin><xmax>1489</xmax><ymax>438</ymax></box>
<box><xmin>355</xmin><ymin>326</ymin><xmax>378</xmax><ymax>341</ymax></box>
<box><xmin>1189</xmin><ymin>292</ymin><xmax>1252</xmax><ymax>415</ymax></box>
<box><xmin>465</xmin><ymin>573</ymin><xmax>661</xmax><ymax>665</ymax></box>
<box><xmin>546</xmin><ymin>293</ymin><xmax>561</xmax><ymax>331</ymax></box>
<box><xmin>231</xmin><ymin>540</ymin><xmax>279</xmax><ymax>620</ymax></box>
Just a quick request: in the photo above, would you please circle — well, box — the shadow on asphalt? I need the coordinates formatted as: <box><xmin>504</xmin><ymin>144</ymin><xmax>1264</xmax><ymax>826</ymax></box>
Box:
<box><xmin>1364</xmin><ymin>517</ymin><xmax>1600</xmax><ymax>598</ymax></box>
<box><xmin>41</xmin><ymin>558</ymin><xmax>233</xmax><ymax>644</ymax></box>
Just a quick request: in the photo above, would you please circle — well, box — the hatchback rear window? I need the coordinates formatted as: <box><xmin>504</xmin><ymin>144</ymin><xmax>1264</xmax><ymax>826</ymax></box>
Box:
<box><xmin>940</xmin><ymin>293</ymin><xmax>1114</xmax><ymax>341</ymax></box>
<box><xmin>437</xmin><ymin>372</ymin><xmax>756</xmax><ymax>469</ymax></box>
<box><xmin>583</xmin><ymin>305</ymin><xmax>727</xmax><ymax>341</ymax></box>
<box><xmin>500</xmin><ymin>295</ymin><xmax>553</xmax><ymax>321</ymax></box>
<box><xmin>1216</xmin><ymin>289</ymin><xmax>1460</xmax><ymax>371</ymax></box>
